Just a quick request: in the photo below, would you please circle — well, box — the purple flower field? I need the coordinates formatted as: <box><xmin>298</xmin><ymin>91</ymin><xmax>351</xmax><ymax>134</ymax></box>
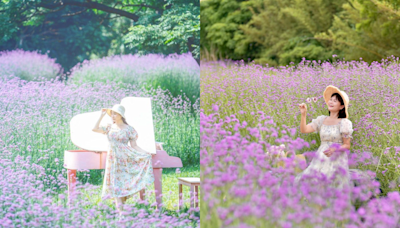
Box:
<box><xmin>0</xmin><ymin>155</ymin><xmax>199</xmax><ymax>227</ymax></box>
<box><xmin>69</xmin><ymin>53</ymin><xmax>200</xmax><ymax>103</ymax></box>
<box><xmin>0</xmin><ymin>53</ymin><xmax>200</xmax><ymax>226</ymax></box>
<box><xmin>0</xmin><ymin>49</ymin><xmax>63</xmax><ymax>81</ymax></box>
<box><xmin>200</xmin><ymin>57</ymin><xmax>400</xmax><ymax>227</ymax></box>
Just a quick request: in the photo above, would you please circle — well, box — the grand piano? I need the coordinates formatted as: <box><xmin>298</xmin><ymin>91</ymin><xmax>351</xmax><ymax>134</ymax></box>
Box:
<box><xmin>63</xmin><ymin>97</ymin><xmax>182</xmax><ymax>208</ymax></box>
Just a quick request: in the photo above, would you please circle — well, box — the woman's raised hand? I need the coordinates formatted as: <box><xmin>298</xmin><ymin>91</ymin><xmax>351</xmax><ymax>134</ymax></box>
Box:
<box><xmin>101</xmin><ymin>108</ymin><xmax>107</xmax><ymax>116</ymax></box>
<box><xmin>298</xmin><ymin>103</ymin><xmax>307</xmax><ymax>115</ymax></box>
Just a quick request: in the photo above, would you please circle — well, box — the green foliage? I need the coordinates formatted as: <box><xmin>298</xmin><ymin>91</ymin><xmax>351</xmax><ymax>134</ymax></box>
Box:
<box><xmin>200</xmin><ymin>0</ymin><xmax>255</xmax><ymax>60</ymax></box>
<box><xmin>315</xmin><ymin>0</ymin><xmax>400</xmax><ymax>62</ymax></box>
<box><xmin>124</xmin><ymin>2</ymin><xmax>200</xmax><ymax>59</ymax></box>
<box><xmin>201</xmin><ymin>0</ymin><xmax>400</xmax><ymax>65</ymax></box>
<box><xmin>0</xmin><ymin>0</ymin><xmax>200</xmax><ymax>71</ymax></box>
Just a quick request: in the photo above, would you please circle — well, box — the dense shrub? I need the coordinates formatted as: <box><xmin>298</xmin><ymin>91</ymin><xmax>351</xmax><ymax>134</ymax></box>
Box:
<box><xmin>69</xmin><ymin>53</ymin><xmax>200</xmax><ymax>104</ymax></box>
<box><xmin>0</xmin><ymin>49</ymin><xmax>63</xmax><ymax>81</ymax></box>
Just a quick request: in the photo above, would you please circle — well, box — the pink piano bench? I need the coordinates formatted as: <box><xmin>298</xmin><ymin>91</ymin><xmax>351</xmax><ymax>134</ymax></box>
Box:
<box><xmin>178</xmin><ymin>177</ymin><xmax>200</xmax><ymax>209</ymax></box>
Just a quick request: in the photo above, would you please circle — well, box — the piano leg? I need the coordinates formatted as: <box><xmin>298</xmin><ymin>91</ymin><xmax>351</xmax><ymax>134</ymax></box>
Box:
<box><xmin>67</xmin><ymin>169</ymin><xmax>77</xmax><ymax>204</ymax></box>
<box><xmin>153</xmin><ymin>168</ymin><xmax>163</xmax><ymax>208</ymax></box>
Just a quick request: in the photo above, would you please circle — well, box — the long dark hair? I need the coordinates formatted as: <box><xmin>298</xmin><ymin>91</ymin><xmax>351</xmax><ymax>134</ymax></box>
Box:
<box><xmin>122</xmin><ymin>117</ymin><xmax>130</xmax><ymax>126</ymax></box>
<box><xmin>328</xmin><ymin>93</ymin><xmax>346</xmax><ymax>118</ymax></box>
<box><xmin>111</xmin><ymin>110</ymin><xmax>130</xmax><ymax>126</ymax></box>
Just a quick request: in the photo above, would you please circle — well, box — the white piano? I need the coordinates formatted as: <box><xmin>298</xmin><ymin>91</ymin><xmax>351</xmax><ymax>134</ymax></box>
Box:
<box><xmin>63</xmin><ymin>97</ymin><xmax>182</xmax><ymax>207</ymax></box>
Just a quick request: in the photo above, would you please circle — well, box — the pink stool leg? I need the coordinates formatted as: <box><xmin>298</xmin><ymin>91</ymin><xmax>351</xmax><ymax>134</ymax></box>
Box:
<box><xmin>179</xmin><ymin>183</ymin><xmax>183</xmax><ymax>210</ymax></box>
<box><xmin>195</xmin><ymin>185</ymin><xmax>199</xmax><ymax>208</ymax></box>
<box><xmin>67</xmin><ymin>169</ymin><xmax>77</xmax><ymax>204</ymax></box>
<box><xmin>139</xmin><ymin>189</ymin><xmax>145</xmax><ymax>201</ymax></box>
<box><xmin>190</xmin><ymin>185</ymin><xmax>195</xmax><ymax>208</ymax></box>
<box><xmin>153</xmin><ymin>168</ymin><xmax>163</xmax><ymax>208</ymax></box>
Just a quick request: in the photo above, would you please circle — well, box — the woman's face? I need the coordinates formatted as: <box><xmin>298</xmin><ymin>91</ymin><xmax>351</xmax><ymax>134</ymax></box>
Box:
<box><xmin>327</xmin><ymin>95</ymin><xmax>344</xmax><ymax>113</ymax></box>
<box><xmin>110</xmin><ymin>111</ymin><xmax>122</xmax><ymax>123</ymax></box>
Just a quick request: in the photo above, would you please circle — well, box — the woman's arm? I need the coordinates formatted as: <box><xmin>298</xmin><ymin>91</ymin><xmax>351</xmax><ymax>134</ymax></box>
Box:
<box><xmin>92</xmin><ymin>108</ymin><xmax>107</xmax><ymax>134</ymax></box>
<box><xmin>299</xmin><ymin>103</ymin><xmax>316</xmax><ymax>133</ymax></box>
<box><xmin>324</xmin><ymin>138</ymin><xmax>351</xmax><ymax>157</ymax></box>
<box><xmin>324</xmin><ymin>119</ymin><xmax>353</xmax><ymax>157</ymax></box>
<box><xmin>129</xmin><ymin>139</ymin><xmax>150</xmax><ymax>154</ymax></box>
<box><xmin>340</xmin><ymin>137</ymin><xmax>351</xmax><ymax>150</ymax></box>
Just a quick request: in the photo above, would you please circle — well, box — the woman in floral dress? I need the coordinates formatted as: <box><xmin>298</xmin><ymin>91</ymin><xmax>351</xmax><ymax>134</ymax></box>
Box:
<box><xmin>92</xmin><ymin>104</ymin><xmax>154</xmax><ymax>216</ymax></box>
<box><xmin>295</xmin><ymin>86</ymin><xmax>353</xmax><ymax>189</ymax></box>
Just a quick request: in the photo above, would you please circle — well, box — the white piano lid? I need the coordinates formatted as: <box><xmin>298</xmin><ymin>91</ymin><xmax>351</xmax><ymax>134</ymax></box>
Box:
<box><xmin>70</xmin><ymin>97</ymin><xmax>157</xmax><ymax>154</ymax></box>
<box><xmin>70</xmin><ymin>111</ymin><xmax>111</xmax><ymax>152</ymax></box>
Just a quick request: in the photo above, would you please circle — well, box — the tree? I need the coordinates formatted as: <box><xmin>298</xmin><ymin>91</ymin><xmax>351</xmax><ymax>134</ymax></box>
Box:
<box><xmin>0</xmin><ymin>0</ymin><xmax>199</xmax><ymax>70</ymax></box>
<box><xmin>200</xmin><ymin>0</ymin><xmax>400</xmax><ymax>65</ymax></box>
<box><xmin>123</xmin><ymin>1</ymin><xmax>200</xmax><ymax>60</ymax></box>
<box><xmin>240</xmin><ymin>0</ymin><xmax>346</xmax><ymax>66</ymax></box>
<box><xmin>315</xmin><ymin>0</ymin><xmax>400</xmax><ymax>62</ymax></box>
<box><xmin>200</xmin><ymin>0</ymin><xmax>256</xmax><ymax>60</ymax></box>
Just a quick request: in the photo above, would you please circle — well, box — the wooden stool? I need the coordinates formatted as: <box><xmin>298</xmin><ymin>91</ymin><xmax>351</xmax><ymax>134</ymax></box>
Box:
<box><xmin>178</xmin><ymin>177</ymin><xmax>200</xmax><ymax>209</ymax></box>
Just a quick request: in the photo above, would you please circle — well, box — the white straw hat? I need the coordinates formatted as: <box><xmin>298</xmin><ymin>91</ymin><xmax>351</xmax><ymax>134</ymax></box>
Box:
<box><xmin>106</xmin><ymin>104</ymin><xmax>126</xmax><ymax>119</ymax></box>
<box><xmin>323</xmin><ymin>85</ymin><xmax>349</xmax><ymax>118</ymax></box>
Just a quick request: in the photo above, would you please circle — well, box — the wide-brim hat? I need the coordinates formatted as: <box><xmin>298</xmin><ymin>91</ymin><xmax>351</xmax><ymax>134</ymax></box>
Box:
<box><xmin>323</xmin><ymin>85</ymin><xmax>349</xmax><ymax>118</ymax></box>
<box><xmin>106</xmin><ymin>104</ymin><xmax>126</xmax><ymax>119</ymax></box>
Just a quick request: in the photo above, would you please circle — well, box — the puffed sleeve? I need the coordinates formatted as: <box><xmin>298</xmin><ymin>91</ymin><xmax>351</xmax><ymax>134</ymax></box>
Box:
<box><xmin>99</xmin><ymin>123</ymin><xmax>111</xmax><ymax>135</ymax></box>
<box><xmin>340</xmin><ymin>119</ymin><xmax>353</xmax><ymax>139</ymax></box>
<box><xmin>309</xmin><ymin>115</ymin><xmax>325</xmax><ymax>133</ymax></box>
<box><xmin>128</xmin><ymin>126</ymin><xmax>139</xmax><ymax>141</ymax></box>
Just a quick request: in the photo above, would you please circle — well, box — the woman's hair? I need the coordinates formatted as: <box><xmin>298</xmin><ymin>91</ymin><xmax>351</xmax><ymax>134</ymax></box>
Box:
<box><xmin>329</xmin><ymin>93</ymin><xmax>346</xmax><ymax>118</ymax></box>
<box><xmin>122</xmin><ymin>117</ymin><xmax>129</xmax><ymax>126</ymax></box>
<box><xmin>111</xmin><ymin>111</ymin><xmax>130</xmax><ymax>126</ymax></box>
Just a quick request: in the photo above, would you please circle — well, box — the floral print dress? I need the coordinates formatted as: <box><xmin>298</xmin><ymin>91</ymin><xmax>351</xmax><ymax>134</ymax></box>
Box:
<box><xmin>100</xmin><ymin>123</ymin><xmax>154</xmax><ymax>199</ymax></box>
<box><xmin>295</xmin><ymin>115</ymin><xmax>353</xmax><ymax>189</ymax></box>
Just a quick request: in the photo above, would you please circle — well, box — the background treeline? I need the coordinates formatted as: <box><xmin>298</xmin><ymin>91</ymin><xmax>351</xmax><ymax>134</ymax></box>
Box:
<box><xmin>200</xmin><ymin>0</ymin><xmax>400</xmax><ymax>66</ymax></box>
<box><xmin>0</xmin><ymin>0</ymin><xmax>200</xmax><ymax>71</ymax></box>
